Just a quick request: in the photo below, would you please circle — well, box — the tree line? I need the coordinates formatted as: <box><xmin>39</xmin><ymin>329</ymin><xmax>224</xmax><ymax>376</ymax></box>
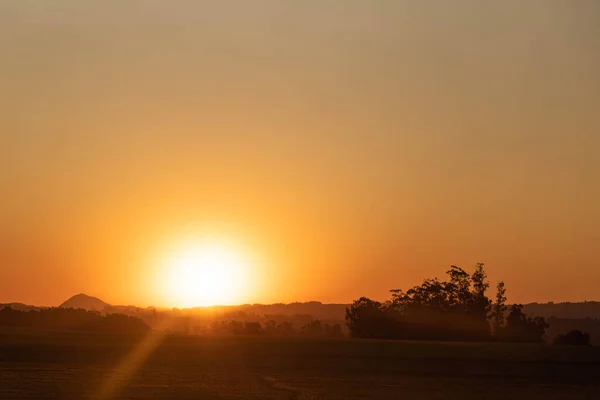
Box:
<box><xmin>0</xmin><ymin>307</ymin><xmax>150</xmax><ymax>335</ymax></box>
<box><xmin>185</xmin><ymin>318</ymin><xmax>343</xmax><ymax>337</ymax></box>
<box><xmin>345</xmin><ymin>264</ymin><xmax>551</xmax><ymax>342</ymax></box>
<box><xmin>0</xmin><ymin>306</ymin><xmax>343</xmax><ymax>338</ymax></box>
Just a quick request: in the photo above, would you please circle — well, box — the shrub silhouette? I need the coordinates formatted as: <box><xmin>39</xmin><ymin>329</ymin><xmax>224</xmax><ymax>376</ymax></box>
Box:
<box><xmin>553</xmin><ymin>329</ymin><xmax>591</xmax><ymax>346</ymax></box>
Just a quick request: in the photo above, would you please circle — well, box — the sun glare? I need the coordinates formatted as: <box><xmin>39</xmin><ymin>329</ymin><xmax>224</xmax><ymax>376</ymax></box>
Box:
<box><xmin>160</xmin><ymin>241</ymin><xmax>251</xmax><ymax>307</ymax></box>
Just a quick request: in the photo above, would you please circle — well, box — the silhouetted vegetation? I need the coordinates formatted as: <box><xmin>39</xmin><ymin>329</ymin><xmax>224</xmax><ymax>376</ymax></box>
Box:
<box><xmin>491</xmin><ymin>281</ymin><xmax>507</xmax><ymax>334</ymax></box>
<box><xmin>15</xmin><ymin>270</ymin><xmax>600</xmax><ymax>344</ymax></box>
<box><xmin>553</xmin><ymin>329</ymin><xmax>591</xmax><ymax>346</ymax></box>
<box><xmin>0</xmin><ymin>306</ymin><xmax>149</xmax><ymax>335</ymax></box>
<box><xmin>345</xmin><ymin>298</ymin><xmax>400</xmax><ymax>339</ymax></box>
<box><xmin>204</xmin><ymin>318</ymin><xmax>342</xmax><ymax>338</ymax></box>
<box><xmin>346</xmin><ymin>264</ymin><xmax>549</xmax><ymax>342</ymax></box>
<box><xmin>495</xmin><ymin>304</ymin><xmax>549</xmax><ymax>342</ymax></box>
<box><xmin>299</xmin><ymin>320</ymin><xmax>343</xmax><ymax>338</ymax></box>
<box><xmin>546</xmin><ymin>317</ymin><xmax>600</xmax><ymax>345</ymax></box>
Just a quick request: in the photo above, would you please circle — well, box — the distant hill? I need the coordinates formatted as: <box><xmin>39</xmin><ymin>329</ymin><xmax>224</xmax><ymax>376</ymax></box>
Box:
<box><xmin>523</xmin><ymin>302</ymin><xmax>600</xmax><ymax>320</ymax></box>
<box><xmin>59</xmin><ymin>294</ymin><xmax>110</xmax><ymax>311</ymax></box>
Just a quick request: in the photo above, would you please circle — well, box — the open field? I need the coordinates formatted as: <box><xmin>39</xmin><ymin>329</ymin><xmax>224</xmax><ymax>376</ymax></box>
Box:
<box><xmin>1</xmin><ymin>328</ymin><xmax>600</xmax><ymax>399</ymax></box>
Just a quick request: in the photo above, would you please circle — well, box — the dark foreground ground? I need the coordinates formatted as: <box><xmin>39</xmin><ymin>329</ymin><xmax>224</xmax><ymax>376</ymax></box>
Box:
<box><xmin>1</xmin><ymin>328</ymin><xmax>600</xmax><ymax>399</ymax></box>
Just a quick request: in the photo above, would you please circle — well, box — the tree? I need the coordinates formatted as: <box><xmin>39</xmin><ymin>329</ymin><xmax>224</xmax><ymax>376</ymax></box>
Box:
<box><xmin>347</xmin><ymin>264</ymin><xmax>541</xmax><ymax>342</ymax></box>
<box><xmin>491</xmin><ymin>281</ymin><xmax>507</xmax><ymax>334</ymax></box>
<box><xmin>469</xmin><ymin>263</ymin><xmax>491</xmax><ymax>319</ymax></box>
<box><xmin>498</xmin><ymin>305</ymin><xmax>548</xmax><ymax>342</ymax></box>
<box><xmin>553</xmin><ymin>330</ymin><xmax>591</xmax><ymax>346</ymax></box>
<box><xmin>387</xmin><ymin>264</ymin><xmax>493</xmax><ymax>340</ymax></box>
<box><xmin>345</xmin><ymin>297</ymin><xmax>400</xmax><ymax>339</ymax></box>
<box><xmin>446</xmin><ymin>265</ymin><xmax>471</xmax><ymax>308</ymax></box>
<box><xmin>244</xmin><ymin>322</ymin><xmax>263</xmax><ymax>335</ymax></box>
<box><xmin>325</xmin><ymin>323</ymin><xmax>343</xmax><ymax>338</ymax></box>
<box><xmin>263</xmin><ymin>320</ymin><xmax>278</xmax><ymax>335</ymax></box>
<box><xmin>301</xmin><ymin>320</ymin><xmax>324</xmax><ymax>337</ymax></box>
<box><xmin>348</xmin><ymin>264</ymin><xmax>552</xmax><ymax>343</ymax></box>
<box><xmin>276</xmin><ymin>321</ymin><xmax>296</xmax><ymax>336</ymax></box>
<box><xmin>229</xmin><ymin>320</ymin><xmax>245</xmax><ymax>335</ymax></box>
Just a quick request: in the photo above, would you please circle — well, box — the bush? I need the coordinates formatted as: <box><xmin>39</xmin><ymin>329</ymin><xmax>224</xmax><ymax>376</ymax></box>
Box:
<box><xmin>553</xmin><ymin>329</ymin><xmax>591</xmax><ymax>346</ymax></box>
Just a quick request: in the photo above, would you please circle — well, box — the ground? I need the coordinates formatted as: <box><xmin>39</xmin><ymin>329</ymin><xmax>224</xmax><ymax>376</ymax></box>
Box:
<box><xmin>1</xmin><ymin>328</ymin><xmax>600</xmax><ymax>399</ymax></box>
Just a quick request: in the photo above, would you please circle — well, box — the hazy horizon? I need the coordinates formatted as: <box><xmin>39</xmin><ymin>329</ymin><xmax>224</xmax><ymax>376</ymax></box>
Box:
<box><xmin>5</xmin><ymin>290</ymin><xmax>597</xmax><ymax>311</ymax></box>
<box><xmin>2</xmin><ymin>1</ymin><xmax>599</xmax><ymax>308</ymax></box>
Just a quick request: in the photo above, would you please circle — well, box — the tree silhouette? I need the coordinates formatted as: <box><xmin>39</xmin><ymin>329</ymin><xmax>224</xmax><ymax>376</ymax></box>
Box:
<box><xmin>388</xmin><ymin>264</ymin><xmax>492</xmax><ymax>340</ymax></box>
<box><xmin>470</xmin><ymin>263</ymin><xmax>491</xmax><ymax>320</ymax></box>
<box><xmin>491</xmin><ymin>281</ymin><xmax>507</xmax><ymax>334</ymax></box>
<box><xmin>497</xmin><ymin>304</ymin><xmax>548</xmax><ymax>342</ymax></box>
<box><xmin>276</xmin><ymin>321</ymin><xmax>296</xmax><ymax>336</ymax></box>
<box><xmin>301</xmin><ymin>320</ymin><xmax>325</xmax><ymax>337</ymax></box>
<box><xmin>244</xmin><ymin>322</ymin><xmax>263</xmax><ymax>335</ymax></box>
<box><xmin>263</xmin><ymin>320</ymin><xmax>278</xmax><ymax>335</ymax></box>
<box><xmin>325</xmin><ymin>323</ymin><xmax>343</xmax><ymax>338</ymax></box>
<box><xmin>553</xmin><ymin>329</ymin><xmax>591</xmax><ymax>346</ymax></box>
<box><xmin>347</xmin><ymin>264</ymin><xmax>549</xmax><ymax>342</ymax></box>
<box><xmin>346</xmin><ymin>297</ymin><xmax>400</xmax><ymax>339</ymax></box>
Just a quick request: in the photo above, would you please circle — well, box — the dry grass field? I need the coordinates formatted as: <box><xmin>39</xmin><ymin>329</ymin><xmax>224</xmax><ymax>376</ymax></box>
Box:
<box><xmin>1</xmin><ymin>328</ymin><xmax>600</xmax><ymax>399</ymax></box>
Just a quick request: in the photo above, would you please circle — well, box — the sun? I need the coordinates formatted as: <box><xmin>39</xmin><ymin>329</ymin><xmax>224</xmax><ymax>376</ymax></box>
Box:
<box><xmin>159</xmin><ymin>240</ymin><xmax>251</xmax><ymax>307</ymax></box>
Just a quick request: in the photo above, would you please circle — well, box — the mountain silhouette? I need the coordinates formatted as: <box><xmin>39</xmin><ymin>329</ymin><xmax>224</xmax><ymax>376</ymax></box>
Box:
<box><xmin>59</xmin><ymin>293</ymin><xmax>110</xmax><ymax>311</ymax></box>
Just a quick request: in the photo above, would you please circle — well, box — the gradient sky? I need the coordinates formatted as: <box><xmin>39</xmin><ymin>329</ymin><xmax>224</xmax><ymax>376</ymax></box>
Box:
<box><xmin>1</xmin><ymin>1</ymin><xmax>599</xmax><ymax>307</ymax></box>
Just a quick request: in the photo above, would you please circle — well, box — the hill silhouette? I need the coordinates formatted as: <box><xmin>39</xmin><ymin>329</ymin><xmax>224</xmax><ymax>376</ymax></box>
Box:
<box><xmin>523</xmin><ymin>302</ymin><xmax>600</xmax><ymax>320</ymax></box>
<box><xmin>59</xmin><ymin>294</ymin><xmax>110</xmax><ymax>311</ymax></box>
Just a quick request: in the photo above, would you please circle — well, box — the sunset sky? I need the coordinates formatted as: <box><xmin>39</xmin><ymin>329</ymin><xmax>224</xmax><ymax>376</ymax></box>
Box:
<box><xmin>1</xmin><ymin>1</ymin><xmax>599</xmax><ymax>307</ymax></box>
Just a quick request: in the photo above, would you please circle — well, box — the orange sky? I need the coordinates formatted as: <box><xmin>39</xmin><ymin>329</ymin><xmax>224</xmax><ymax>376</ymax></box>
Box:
<box><xmin>1</xmin><ymin>1</ymin><xmax>599</xmax><ymax>307</ymax></box>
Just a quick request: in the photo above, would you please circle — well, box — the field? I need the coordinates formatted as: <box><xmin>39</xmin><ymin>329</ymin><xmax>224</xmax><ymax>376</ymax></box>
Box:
<box><xmin>1</xmin><ymin>328</ymin><xmax>600</xmax><ymax>399</ymax></box>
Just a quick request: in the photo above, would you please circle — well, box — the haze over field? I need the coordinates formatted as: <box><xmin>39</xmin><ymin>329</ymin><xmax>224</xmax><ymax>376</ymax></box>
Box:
<box><xmin>1</xmin><ymin>1</ymin><xmax>599</xmax><ymax>308</ymax></box>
